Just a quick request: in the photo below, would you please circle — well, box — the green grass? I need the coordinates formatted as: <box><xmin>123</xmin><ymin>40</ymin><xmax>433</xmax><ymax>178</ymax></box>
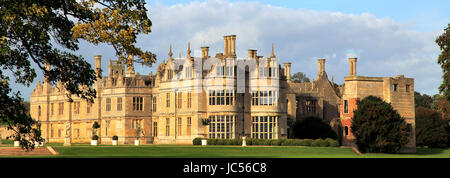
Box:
<box><xmin>52</xmin><ymin>145</ymin><xmax>358</xmax><ymax>158</ymax></box>
<box><xmin>1</xmin><ymin>142</ymin><xmax>450</xmax><ymax>158</ymax></box>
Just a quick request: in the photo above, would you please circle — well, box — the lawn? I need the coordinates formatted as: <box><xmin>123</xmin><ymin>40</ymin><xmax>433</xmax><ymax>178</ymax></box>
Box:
<box><xmin>2</xmin><ymin>141</ymin><xmax>450</xmax><ymax>158</ymax></box>
<box><xmin>52</xmin><ymin>145</ymin><xmax>359</xmax><ymax>158</ymax></box>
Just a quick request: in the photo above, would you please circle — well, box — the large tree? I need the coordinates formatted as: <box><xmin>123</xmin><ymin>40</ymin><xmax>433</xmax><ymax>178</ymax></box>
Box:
<box><xmin>414</xmin><ymin>91</ymin><xmax>433</xmax><ymax>108</ymax></box>
<box><xmin>415</xmin><ymin>107</ymin><xmax>448</xmax><ymax>148</ymax></box>
<box><xmin>436</xmin><ymin>23</ymin><xmax>450</xmax><ymax>101</ymax></box>
<box><xmin>351</xmin><ymin>96</ymin><xmax>409</xmax><ymax>153</ymax></box>
<box><xmin>0</xmin><ymin>0</ymin><xmax>155</xmax><ymax>150</ymax></box>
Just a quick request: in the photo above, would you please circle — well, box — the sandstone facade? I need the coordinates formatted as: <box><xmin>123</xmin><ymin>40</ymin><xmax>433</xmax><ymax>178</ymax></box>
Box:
<box><xmin>340</xmin><ymin>58</ymin><xmax>416</xmax><ymax>152</ymax></box>
<box><xmin>29</xmin><ymin>35</ymin><xmax>415</xmax><ymax>151</ymax></box>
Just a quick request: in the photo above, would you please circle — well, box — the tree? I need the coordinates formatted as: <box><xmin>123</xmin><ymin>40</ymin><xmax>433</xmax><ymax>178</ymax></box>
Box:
<box><xmin>435</xmin><ymin>23</ymin><xmax>450</xmax><ymax>100</ymax></box>
<box><xmin>351</xmin><ymin>96</ymin><xmax>409</xmax><ymax>153</ymax></box>
<box><xmin>292</xmin><ymin>116</ymin><xmax>337</xmax><ymax>140</ymax></box>
<box><xmin>432</xmin><ymin>94</ymin><xmax>450</xmax><ymax>120</ymax></box>
<box><xmin>414</xmin><ymin>91</ymin><xmax>433</xmax><ymax>108</ymax></box>
<box><xmin>290</xmin><ymin>72</ymin><xmax>310</xmax><ymax>83</ymax></box>
<box><xmin>0</xmin><ymin>0</ymin><xmax>155</xmax><ymax>150</ymax></box>
<box><xmin>415</xmin><ymin>107</ymin><xmax>448</xmax><ymax>148</ymax></box>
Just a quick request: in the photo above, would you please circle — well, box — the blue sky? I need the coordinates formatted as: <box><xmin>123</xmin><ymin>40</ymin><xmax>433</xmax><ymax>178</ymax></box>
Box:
<box><xmin>10</xmin><ymin>0</ymin><xmax>450</xmax><ymax>100</ymax></box>
<box><xmin>149</xmin><ymin>0</ymin><xmax>450</xmax><ymax>31</ymax></box>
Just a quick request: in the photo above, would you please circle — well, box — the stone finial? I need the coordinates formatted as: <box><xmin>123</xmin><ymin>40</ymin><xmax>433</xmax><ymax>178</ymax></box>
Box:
<box><xmin>270</xmin><ymin>43</ymin><xmax>276</xmax><ymax>58</ymax></box>
<box><xmin>168</xmin><ymin>44</ymin><xmax>174</xmax><ymax>63</ymax></box>
<box><xmin>187</xmin><ymin>42</ymin><xmax>192</xmax><ymax>59</ymax></box>
<box><xmin>168</xmin><ymin>44</ymin><xmax>173</xmax><ymax>58</ymax></box>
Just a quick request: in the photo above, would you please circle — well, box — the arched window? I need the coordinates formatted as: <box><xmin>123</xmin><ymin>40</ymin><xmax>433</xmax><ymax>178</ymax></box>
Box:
<box><xmin>344</xmin><ymin>126</ymin><xmax>349</xmax><ymax>136</ymax></box>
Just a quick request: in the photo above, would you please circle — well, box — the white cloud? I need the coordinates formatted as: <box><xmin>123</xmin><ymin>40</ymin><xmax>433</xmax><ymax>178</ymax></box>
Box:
<box><xmin>140</xmin><ymin>0</ymin><xmax>442</xmax><ymax>95</ymax></box>
<box><xmin>19</xmin><ymin>0</ymin><xmax>444</xmax><ymax>99</ymax></box>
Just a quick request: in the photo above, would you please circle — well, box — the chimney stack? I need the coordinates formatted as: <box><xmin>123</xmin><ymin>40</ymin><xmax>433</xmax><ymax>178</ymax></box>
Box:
<box><xmin>317</xmin><ymin>59</ymin><xmax>325</xmax><ymax>78</ymax></box>
<box><xmin>248</xmin><ymin>49</ymin><xmax>257</xmax><ymax>59</ymax></box>
<box><xmin>94</xmin><ymin>55</ymin><xmax>102</xmax><ymax>78</ymax></box>
<box><xmin>349</xmin><ymin>57</ymin><xmax>357</xmax><ymax>76</ymax></box>
<box><xmin>224</xmin><ymin>36</ymin><xmax>229</xmax><ymax>56</ymax></box>
<box><xmin>284</xmin><ymin>62</ymin><xmax>291</xmax><ymax>82</ymax></box>
<box><xmin>230</xmin><ymin>35</ymin><xmax>236</xmax><ymax>57</ymax></box>
<box><xmin>201</xmin><ymin>46</ymin><xmax>209</xmax><ymax>58</ymax></box>
<box><xmin>43</xmin><ymin>61</ymin><xmax>51</xmax><ymax>93</ymax></box>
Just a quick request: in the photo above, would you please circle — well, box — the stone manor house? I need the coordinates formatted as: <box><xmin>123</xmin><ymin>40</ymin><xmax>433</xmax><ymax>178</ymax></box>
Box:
<box><xmin>29</xmin><ymin>35</ymin><xmax>415</xmax><ymax>152</ymax></box>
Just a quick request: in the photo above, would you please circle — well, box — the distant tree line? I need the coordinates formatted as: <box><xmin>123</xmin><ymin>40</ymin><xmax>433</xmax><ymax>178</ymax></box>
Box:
<box><xmin>415</xmin><ymin>91</ymin><xmax>450</xmax><ymax>148</ymax></box>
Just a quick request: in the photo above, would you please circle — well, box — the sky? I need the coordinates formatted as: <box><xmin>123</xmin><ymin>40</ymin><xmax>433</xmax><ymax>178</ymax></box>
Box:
<box><xmin>10</xmin><ymin>0</ymin><xmax>450</xmax><ymax>100</ymax></box>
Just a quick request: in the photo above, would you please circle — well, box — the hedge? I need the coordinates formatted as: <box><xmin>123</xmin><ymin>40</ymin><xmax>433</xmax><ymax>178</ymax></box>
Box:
<box><xmin>192</xmin><ymin>137</ymin><xmax>340</xmax><ymax>147</ymax></box>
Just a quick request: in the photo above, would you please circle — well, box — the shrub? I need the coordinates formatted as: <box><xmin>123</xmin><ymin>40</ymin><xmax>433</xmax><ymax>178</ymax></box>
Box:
<box><xmin>216</xmin><ymin>139</ymin><xmax>225</xmax><ymax>145</ymax></box>
<box><xmin>278</xmin><ymin>139</ymin><xmax>287</xmax><ymax>145</ymax></box>
<box><xmin>352</xmin><ymin>96</ymin><xmax>409</xmax><ymax>153</ymax></box>
<box><xmin>270</xmin><ymin>139</ymin><xmax>281</xmax><ymax>146</ymax></box>
<box><xmin>319</xmin><ymin>139</ymin><xmax>329</xmax><ymax>147</ymax></box>
<box><xmin>292</xmin><ymin>116</ymin><xmax>337</xmax><ymax>140</ymax></box>
<box><xmin>233</xmin><ymin>139</ymin><xmax>242</xmax><ymax>145</ymax></box>
<box><xmin>311</xmin><ymin>139</ymin><xmax>326</xmax><ymax>147</ymax></box>
<box><xmin>192</xmin><ymin>137</ymin><xmax>202</xmax><ymax>145</ymax></box>
<box><xmin>246</xmin><ymin>138</ymin><xmax>253</xmax><ymax>145</ymax></box>
<box><xmin>281</xmin><ymin>139</ymin><xmax>296</xmax><ymax>146</ymax></box>
<box><xmin>280</xmin><ymin>139</ymin><xmax>291</xmax><ymax>146</ymax></box>
<box><xmin>207</xmin><ymin>139</ymin><xmax>214</xmax><ymax>145</ymax></box>
<box><xmin>92</xmin><ymin>135</ymin><xmax>99</xmax><ymax>140</ymax></box>
<box><xmin>92</xmin><ymin>122</ymin><xmax>100</xmax><ymax>129</ymax></box>
<box><xmin>302</xmin><ymin>139</ymin><xmax>313</xmax><ymax>146</ymax></box>
<box><xmin>328</xmin><ymin>139</ymin><xmax>340</xmax><ymax>147</ymax></box>
<box><xmin>112</xmin><ymin>136</ymin><xmax>118</xmax><ymax>140</ymax></box>
<box><xmin>297</xmin><ymin>139</ymin><xmax>308</xmax><ymax>146</ymax></box>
